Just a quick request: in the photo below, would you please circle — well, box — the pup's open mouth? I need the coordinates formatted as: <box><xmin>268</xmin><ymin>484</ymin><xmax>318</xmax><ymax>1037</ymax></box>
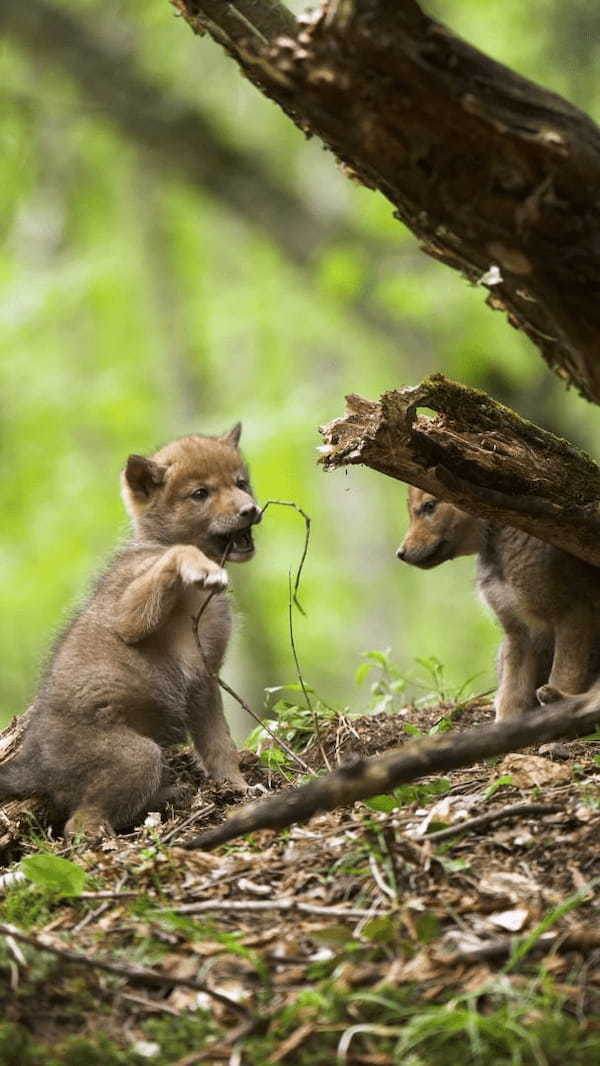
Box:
<box><xmin>227</xmin><ymin>528</ymin><xmax>255</xmax><ymax>558</ymax></box>
<box><xmin>209</xmin><ymin>527</ymin><xmax>255</xmax><ymax>561</ymax></box>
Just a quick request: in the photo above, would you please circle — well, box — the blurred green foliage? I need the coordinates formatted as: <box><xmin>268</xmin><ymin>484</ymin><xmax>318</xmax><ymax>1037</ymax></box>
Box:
<box><xmin>2</xmin><ymin>0</ymin><xmax>600</xmax><ymax>734</ymax></box>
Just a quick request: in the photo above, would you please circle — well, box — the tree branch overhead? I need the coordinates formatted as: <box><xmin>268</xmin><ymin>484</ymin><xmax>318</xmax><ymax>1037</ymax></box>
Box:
<box><xmin>174</xmin><ymin>0</ymin><xmax>600</xmax><ymax>402</ymax></box>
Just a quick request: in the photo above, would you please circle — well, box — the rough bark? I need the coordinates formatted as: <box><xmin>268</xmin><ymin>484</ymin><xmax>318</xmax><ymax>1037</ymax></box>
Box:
<box><xmin>319</xmin><ymin>375</ymin><xmax>600</xmax><ymax>566</ymax></box>
<box><xmin>184</xmin><ymin>689</ymin><xmax>600</xmax><ymax>850</ymax></box>
<box><xmin>173</xmin><ymin>0</ymin><xmax>600</xmax><ymax>402</ymax></box>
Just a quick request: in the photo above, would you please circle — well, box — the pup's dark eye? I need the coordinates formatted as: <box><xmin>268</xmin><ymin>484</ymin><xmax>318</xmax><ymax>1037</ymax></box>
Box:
<box><xmin>191</xmin><ymin>487</ymin><xmax>210</xmax><ymax>501</ymax></box>
<box><xmin>236</xmin><ymin>478</ymin><xmax>249</xmax><ymax>491</ymax></box>
<box><xmin>421</xmin><ymin>499</ymin><xmax>438</xmax><ymax>515</ymax></box>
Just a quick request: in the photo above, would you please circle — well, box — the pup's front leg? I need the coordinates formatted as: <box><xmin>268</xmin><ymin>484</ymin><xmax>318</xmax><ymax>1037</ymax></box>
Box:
<box><xmin>188</xmin><ymin>679</ymin><xmax>248</xmax><ymax>792</ymax></box>
<box><xmin>494</xmin><ymin>629</ymin><xmax>541</xmax><ymax>721</ymax></box>
<box><xmin>537</xmin><ymin>604</ymin><xmax>595</xmax><ymax>706</ymax></box>
<box><xmin>114</xmin><ymin>546</ymin><xmax>228</xmax><ymax>643</ymax></box>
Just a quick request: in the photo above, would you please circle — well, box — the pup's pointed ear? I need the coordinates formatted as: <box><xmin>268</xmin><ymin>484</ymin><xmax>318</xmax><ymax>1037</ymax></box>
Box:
<box><xmin>124</xmin><ymin>455</ymin><xmax>166</xmax><ymax>498</ymax></box>
<box><xmin>221</xmin><ymin>422</ymin><xmax>242</xmax><ymax>448</ymax></box>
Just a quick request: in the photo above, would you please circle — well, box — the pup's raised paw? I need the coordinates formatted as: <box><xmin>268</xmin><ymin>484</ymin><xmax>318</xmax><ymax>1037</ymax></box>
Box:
<box><xmin>177</xmin><ymin>548</ymin><xmax>228</xmax><ymax>591</ymax></box>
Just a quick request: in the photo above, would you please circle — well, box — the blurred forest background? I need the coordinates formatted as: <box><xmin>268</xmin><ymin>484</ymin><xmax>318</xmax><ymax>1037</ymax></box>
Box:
<box><xmin>2</xmin><ymin>0</ymin><xmax>600</xmax><ymax>736</ymax></box>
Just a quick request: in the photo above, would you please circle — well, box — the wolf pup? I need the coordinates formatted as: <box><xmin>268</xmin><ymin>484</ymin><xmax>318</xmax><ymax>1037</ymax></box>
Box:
<box><xmin>0</xmin><ymin>425</ymin><xmax>260</xmax><ymax>837</ymax></box>
<box><xmin>397</xmin><ymin>486</ymin><xmax>600</xmax><ymax>722</ymax></box>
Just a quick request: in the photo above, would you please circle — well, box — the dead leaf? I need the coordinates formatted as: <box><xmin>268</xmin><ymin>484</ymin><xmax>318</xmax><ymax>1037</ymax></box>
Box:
<box><xmin>479</xmin><ymin>871</ymin><xmax>540</xmax><ymax>903</ymax></box>
<box><xmin>488</xmin><ymin>908</ymin><xmax>529</xmax><ymax>932</ymax></box>
<box><xmin>574</xmin><ymin>805</ymin><xmax>596</xmax><ymax>823</ymax></box>
<box><xmin>388</xmin><ymin>949</ymin><xmax>444</xmax><ymax>983</ymax></box>
<box><xmin>497</xmin><ymin>754</ymin><xmax>570</xmax><ymax>788</ymax></box>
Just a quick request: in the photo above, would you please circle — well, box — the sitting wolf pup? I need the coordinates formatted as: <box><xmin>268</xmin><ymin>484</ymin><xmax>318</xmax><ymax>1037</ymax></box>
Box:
<box><xmin>397</xmin><ymin>486</ymin><xmax>600</xmax><ymax>722</ymax></box>
<box><xmin>0</xmin><ymin>425</ymin><xmax>260</xmax><ymax>837</ymax></box>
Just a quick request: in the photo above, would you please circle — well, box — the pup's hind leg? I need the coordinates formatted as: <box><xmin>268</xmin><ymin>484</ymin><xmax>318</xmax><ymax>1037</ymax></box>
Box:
<box><xmin>62</xmin><ymin>732</ymin><xmax>163</xmax><ymax>840</ymax></box>
<box><xmin>537</xmin><ymin>604</ymin><xmax>594</xmax><ymax>706</ymax></box>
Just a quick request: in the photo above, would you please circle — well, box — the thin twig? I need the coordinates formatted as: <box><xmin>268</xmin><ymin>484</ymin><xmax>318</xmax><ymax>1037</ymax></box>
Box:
<box><xmin>190</xmin><ymin>503</ymin><xmax>316</xmax><ymax>775</ymax></box>
<box><xmin>288</xmin><ymin>571</ymin><xmax>330</xmax><ymax>772</ymax></box>
<box><xmin>0</xmin><ymin>921</ymin><xmax>249</xmax><ymax>1015</ymax></box>
<box><xmin>423</xmin><ymin>801</ymin><xmax>562</xmax><ymax>843</ymax></box>
<box><xmin>70</xmin><ymin>902</ymin><xmax>113</xmax><ymax>936</ymax></box>
<box><xmin>379</xmin><ymin>826</ymin><xmax>401</xmax><ymax>898</ymax></box>
<box><xmin>214</xmin><ymin>673</ymin><xmax>313</xmax><ymax>774</ymax></box>
<box><xmin>78</xmin><ymin>890</ymin><xmax>147</xmax><ymax>901</ymax></box>
<box><xmin>368</xmin><ymin>852</ymin><xmax>395</xmax><ymax>900</ymax></box>
<box><xmin>156</xmin><ymin>898</ymin><xmax>385</xmax><ymax>920</ymax></box>
<box><xmin>259</xmin><ymin>499</ymin><xmax>311</xmax><ymax>615</ymax></box>
<box><xmin>191</xmin><ymin>541</ymin><xmax>232</xmax><ymax>630</ymax></box>
<box><xmin>160</xmin><ymin>803</ymin><xmax>217</xmax><ymax>845</ymax></box>
<box><xmin>257</xmin><ymin>501</ymin><xmax>319</xmax><ymax>757</ymax></box>
<box><xmin>122</xmin><ymin>991</ymin><xmax>181</xmax><ymax>1016</ymax></box>
<box><xmin>170</xmin><ymin>1018</ymin><xmax>260</xmax><ymax>1066</ymax></box>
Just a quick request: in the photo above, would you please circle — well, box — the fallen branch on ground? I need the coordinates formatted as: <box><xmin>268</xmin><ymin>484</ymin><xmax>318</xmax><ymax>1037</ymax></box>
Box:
<box><xmin>424</xmin><ymin>801</ymin><xmax>562</xmax><ymax>843</ymax></box>
<box><xmin>442</xmin><ymin>927</ymin><xmax>600</xmax><ymax>966</ymax></box>
<box><xmin>319</xmin><ymin>376</ymin><xmax>600</xmax><ymax>566</ymax></box>
<box><xmin>182</xmin><ymin>691</ymin><xmax>600</xmax><ymax>850</ymax></box>
<box><xmin>0</xmin><ymin>921</ymin><xmax>248</xmax><ymax>1014</ymax></box>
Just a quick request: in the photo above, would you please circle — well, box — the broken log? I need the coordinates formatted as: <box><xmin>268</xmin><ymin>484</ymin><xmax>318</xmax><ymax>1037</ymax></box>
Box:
<box><xmin>319</xmin><ymin>375</ymin><xmax>600</xmax><ymax>567</ymax></box>
<box><xmin>173</xmin><ymin>0</ymin><xmax>600</xmax><ymax>401</ymax></box>
<box><xmin>183</xmin><ymin>689</ymin><xmax>600</xmax><ymax>851</ymax></box>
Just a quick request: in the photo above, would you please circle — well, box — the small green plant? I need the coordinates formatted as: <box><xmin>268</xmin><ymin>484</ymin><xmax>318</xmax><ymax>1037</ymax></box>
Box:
<box><xmin>246</xmin><ymin>652</ymin><xmax>488</xmax><ymax>772</ymax></box>
<box><xmin>244</xmin><ymin>683</ymin><xmax>340</xmax><ymax>765</ymax></box>
<box><xmin>484</xmin><ymin>773</ymin><xmax>514</xmax><ymax>799</ymax></box>
<box><xmin>357</xmin><ymin>649</ymin><xmax>486</xmax><ymax>716</ymax></box>
<box><xmin>363</xmin><ymin>778</ymin><xmax>451</xmax><ymax>813</ymax></box>
<box><xmin>355</xmin><ymin>649</ymin><xmax>409</xmax><ymax>713</ymax></box>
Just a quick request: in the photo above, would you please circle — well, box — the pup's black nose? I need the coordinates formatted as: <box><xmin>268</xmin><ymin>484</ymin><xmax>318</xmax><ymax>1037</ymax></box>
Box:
<box><xmin>239</xmin><ymin>503</ymin><xmax>261</xmax><ymax>524</ymax></box>
<box><xmin>396</xmin><ymin>546</ymin><xmax>406</xmax><ymax>559</ymax></box>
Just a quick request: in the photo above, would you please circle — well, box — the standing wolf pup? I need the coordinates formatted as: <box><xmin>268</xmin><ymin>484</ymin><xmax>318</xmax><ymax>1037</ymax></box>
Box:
<box><xmin>0</xmin><ymin>425</ymin><xmax>260</xmax><ymax>838</ymax></box>
<box><xmin>398</xmin><ymin>487</ymin><xmax>600</xmax><ymax>722</ymax></box>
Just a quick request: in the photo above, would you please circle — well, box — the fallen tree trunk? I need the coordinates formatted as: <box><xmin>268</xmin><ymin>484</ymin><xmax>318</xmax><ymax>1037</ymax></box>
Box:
<box><xmin>183</xmin><ymin>690</ymin><xmax>600</xmax><ymax>851</ymax></box>
<box><xmin>173</xmin><ymin>0</ymin><xmax>600</xmax><ymax>401</ymax></box>
<box><xmin>319</xmin><ymin>375</ymin><xmax>600</xmax><ymax>567</ymax></box>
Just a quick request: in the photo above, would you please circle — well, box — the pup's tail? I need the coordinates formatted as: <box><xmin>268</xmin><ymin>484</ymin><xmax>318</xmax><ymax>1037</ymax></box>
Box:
<box><xmin>0</xmin><ymin>758</ymin><xmax>38</xmax><ymax>800</ymax></box>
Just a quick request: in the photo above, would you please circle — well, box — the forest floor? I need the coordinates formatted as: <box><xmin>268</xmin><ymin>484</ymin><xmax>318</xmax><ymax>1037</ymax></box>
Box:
<box><xmin>2</xmin><ymin>695</ymin><xmax>600</xmax><ymax>1065</ymax></box>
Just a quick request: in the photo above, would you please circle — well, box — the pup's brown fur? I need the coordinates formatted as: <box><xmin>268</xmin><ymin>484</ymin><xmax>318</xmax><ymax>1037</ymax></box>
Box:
<box><xmin>397</xmin><ymin>487</ymin><xmax>600</xmax><ymax>721</ymax></box>
<box><xmin>0</xmin><ymin>425</ymin><xmax>260</xmax><ymax>837</ymax></box>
